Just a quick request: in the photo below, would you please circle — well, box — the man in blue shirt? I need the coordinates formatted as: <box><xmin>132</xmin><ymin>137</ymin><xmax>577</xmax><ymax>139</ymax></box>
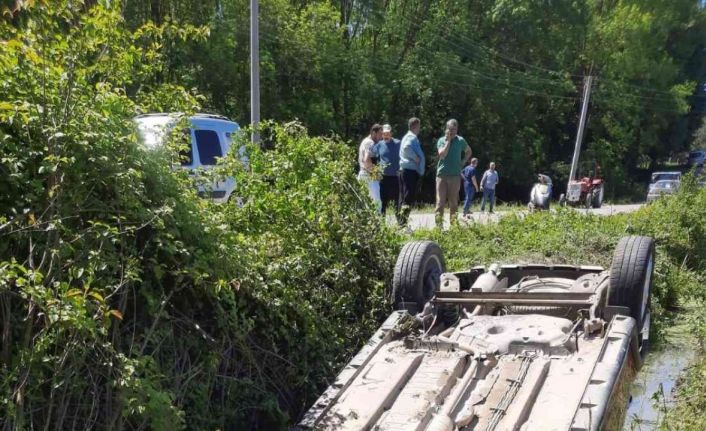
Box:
<box><xmin>398</xmin><ymin>117</ymin><xmax>425</xmax><ymax>226</ymax></box>
<box><xmin>462</xmin><ymin>158</ymin><xmax>479</xmax><ymax>217</ymax></box>
<box><xmin>480</xmin><ymin>162</ymin><xmax>499</xmax><ymax>213</ymax></box>
<box><xmin>377</xmin><ymin>124</ymin><xmax>401</xmax><ymax>218</ymax></box>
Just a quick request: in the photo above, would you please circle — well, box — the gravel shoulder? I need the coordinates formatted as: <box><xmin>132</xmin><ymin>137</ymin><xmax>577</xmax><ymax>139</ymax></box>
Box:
<box><xmin>404</xmin><ymin>204</ymin><xmax>643</xmax><ymax>230</ymax></box>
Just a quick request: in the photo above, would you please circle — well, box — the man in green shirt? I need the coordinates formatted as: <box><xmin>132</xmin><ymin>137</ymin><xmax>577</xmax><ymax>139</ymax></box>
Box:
<box><xmin>435</xmin><ymin>119</ymin><xmax>472</xmax><ymax>228</ymax></box>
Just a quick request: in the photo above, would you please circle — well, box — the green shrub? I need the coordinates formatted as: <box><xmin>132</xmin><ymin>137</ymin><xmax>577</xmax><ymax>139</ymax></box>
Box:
<box><xmin>3</xmin><ymin>2</ymin><xmax>706</xmax><ymax>430</ymax></box>
<box><xmin>0</xmin><ymin>3</ymin><xmax>400</xmax><ymax>429</ymax></box>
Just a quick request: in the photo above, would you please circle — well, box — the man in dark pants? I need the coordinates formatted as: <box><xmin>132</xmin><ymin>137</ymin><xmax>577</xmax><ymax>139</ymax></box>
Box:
<box><xmin>398</xmin><ymin>117</ymin><xmax>425</xmax><ymax>226</ymax></box>
<box><xmin>377</xmin><ymin>124</ymin><xmax>401</xmax><ymax>218</ymax></box>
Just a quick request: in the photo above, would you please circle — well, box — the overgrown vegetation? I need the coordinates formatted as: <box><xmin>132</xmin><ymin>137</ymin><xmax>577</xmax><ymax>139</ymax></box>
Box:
<box><xmin>3</xmin><ymin>1</ymin><xmax>706</xmax><ymax>430</ymax></box>
<box><xmin>0</xmin><ymin>2</ymin><xmax>398</xmax><ymax>429</ymax></box>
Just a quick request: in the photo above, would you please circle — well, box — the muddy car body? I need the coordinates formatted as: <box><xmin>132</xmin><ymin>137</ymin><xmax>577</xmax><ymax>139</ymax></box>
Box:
<box><xmin>297</xmin><ymin>236</ymin><xmax>654</xmax><ymax>431</ymax></box>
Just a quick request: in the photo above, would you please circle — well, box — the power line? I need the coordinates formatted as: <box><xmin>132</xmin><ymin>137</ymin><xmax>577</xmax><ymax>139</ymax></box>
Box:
<box><xmin>256</xmin><ymin>25</ymin><xmax>693</xmax><ymax>114</ymax></box>
<box><xmin>386</xmin><ymin>7</ymin><xmax>696</xmax><ymax>99</ymax></box>
<box><xmin>257</xmin><ymin>31</ymin><xmax>579</xmax><ymax>101</ymax></box>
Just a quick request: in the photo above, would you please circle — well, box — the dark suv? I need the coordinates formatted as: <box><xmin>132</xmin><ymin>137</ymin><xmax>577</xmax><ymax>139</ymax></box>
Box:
<box><xmin>688</xmin><ymin>149</ymin><xmax>706</xmax><ymax>167</ymax></box>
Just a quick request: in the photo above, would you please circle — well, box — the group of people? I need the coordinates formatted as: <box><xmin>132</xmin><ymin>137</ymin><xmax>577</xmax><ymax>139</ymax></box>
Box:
<box><xmin>357</xmin><ymin>119</ymin><xmax>425</xmax><ymax>226</ymax></box>
<box><xmin>358</xmin><ymin>118</ymin><xmax>500</xmax><ymax>228</ymax></box>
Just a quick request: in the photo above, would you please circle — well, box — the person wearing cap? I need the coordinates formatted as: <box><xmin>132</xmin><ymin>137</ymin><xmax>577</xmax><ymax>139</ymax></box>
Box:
<box><xmin>376</xmin><ymin>124</ymin><xmax>401</xmax><ymax>218</ymax></box>
<box><xmin>435</xmin><ymin>119</ymin><xmax>471</xmax><ymax>228</ymax></box>
<box><xmin>398</xmin><ymin>117</ymin><xmax>425</xmax><ymax>226</ymax></box>
<box><xmin>358</xmin><ymin>124</ymin><xmax>383</xmax><ymax>210</ymax></box>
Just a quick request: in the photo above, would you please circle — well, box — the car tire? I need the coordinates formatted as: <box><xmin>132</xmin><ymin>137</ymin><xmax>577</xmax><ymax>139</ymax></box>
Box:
<box><xmin>607</xmin><ymin>236</ymin><xmax>655</xmax><ymax>340</ymax></box>
<box><xmin>392</xmin><ymin>241</ymin><xmax>446</xmax><ymax>313</ymax></box>
<box><xmin>559</xmin><ymin>194</ymin><xmax>566</xmax><ymax>206</ymax></box>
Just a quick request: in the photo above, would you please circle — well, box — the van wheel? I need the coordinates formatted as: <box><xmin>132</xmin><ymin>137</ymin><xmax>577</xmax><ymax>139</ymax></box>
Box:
<box><xmin>392</xmin><ymin>241</ymin><xmax>445</xmax><ymax>313</ymax></box>
<box><xmin>607</xmin><ymin>236</ymin><xmax>655</xmax><ymax>341</ymax></box>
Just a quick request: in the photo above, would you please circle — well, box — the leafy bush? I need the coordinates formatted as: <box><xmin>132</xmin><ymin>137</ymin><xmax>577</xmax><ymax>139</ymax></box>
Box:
<box><xmin>3</xmin><ymin>2</ymin><xmax>706</xmax><ymax>430</ymax></box>
<box><xmin>0</xmin><ymin>3</ymin><xmax>400</xmax><ymax>429</ymax></box>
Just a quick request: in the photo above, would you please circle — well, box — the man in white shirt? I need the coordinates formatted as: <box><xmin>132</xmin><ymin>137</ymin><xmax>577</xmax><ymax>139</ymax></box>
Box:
<box><xmin>358</xmin><ymin>124</ymin><xmax>384</xmax><ymax>211</ymax></box>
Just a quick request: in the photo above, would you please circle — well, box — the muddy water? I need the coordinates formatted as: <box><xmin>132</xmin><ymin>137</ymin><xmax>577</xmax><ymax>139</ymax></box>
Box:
<box><xmin>621</xmin><ymin>323</ymin><xmax>696</xmax><ymax>430</ymax></box>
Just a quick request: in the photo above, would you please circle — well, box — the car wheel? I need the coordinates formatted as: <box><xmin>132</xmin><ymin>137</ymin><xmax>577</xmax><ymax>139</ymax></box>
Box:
<box><xmin>392</xmin><ymin>241</ymin><xmax>446</xmax><ymax>313</ymax></box>
<box><xmin>607</xmin><ymin>236</ymin><xmax>655</xmax><ymax>345</ymax></box>
<box><xmin>559</xmin><ymin>194</ymin><xmax>566</xmax><ymax>206</ymax></box>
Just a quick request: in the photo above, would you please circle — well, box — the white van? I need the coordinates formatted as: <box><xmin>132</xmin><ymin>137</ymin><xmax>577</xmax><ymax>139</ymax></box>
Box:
<box><xmin>134</xmin><ymin>113</ymin><xmax>242</xmax><ymax>203</ymax></box>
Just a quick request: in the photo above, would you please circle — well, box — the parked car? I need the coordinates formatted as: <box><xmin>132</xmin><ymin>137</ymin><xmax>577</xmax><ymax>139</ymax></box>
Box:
<box><xmin>646</xmin><ymin>179</ymin><xmax>680</xmax><ymax>201</ymax></box>
<box><xmin>297</xmin><ymin>237</ymin><xmax>654</xmax><ymax>431</ymax></box>
<box><xmin>134</xmin><ymin>113</ymin><xmax>242</xmax><ymax>203</ymax></box>
<box><xmin>687</xmin><ymin>149</ymin><xmax>706</xmax><ymax>167</ymax></box>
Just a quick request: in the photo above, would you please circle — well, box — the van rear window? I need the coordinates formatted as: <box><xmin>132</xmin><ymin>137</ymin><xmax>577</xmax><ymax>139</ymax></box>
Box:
<box><xmin>194</xmin><ymin>130</ymin><xmax>223</xmax><ymax>165</ymax></box>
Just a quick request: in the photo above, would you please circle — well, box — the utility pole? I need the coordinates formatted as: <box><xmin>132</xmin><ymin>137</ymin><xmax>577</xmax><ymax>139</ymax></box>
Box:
<box><xmin>250</xmin><ymin>0</ymin><xmax>260</xmax><ymax>143</ymax></box>
<box><xmin>568</xmin><ymin>75</ymin><xmax>593</xmax><ymax>184</ymax></box>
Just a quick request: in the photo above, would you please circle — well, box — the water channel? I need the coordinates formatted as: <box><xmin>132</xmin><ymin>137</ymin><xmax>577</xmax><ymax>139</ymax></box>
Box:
<box><xmin>621</xmin><ymin>318</ymin><xmax>696</xmax><ymax>430</ymax></box>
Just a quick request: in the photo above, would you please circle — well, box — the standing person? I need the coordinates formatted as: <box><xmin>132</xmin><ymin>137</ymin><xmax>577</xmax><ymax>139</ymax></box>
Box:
<box><xmin>480</xmin><ymin>162</ymin><xmax>499</xmax><ymax>213</ymax></box>
<box><xmin>398</xmin><ymin>117</ymin><xmax>425</xmax><ymax>226</ymax></box>
<box><xmin>435</xmin><ymin>119</ymin><xmax>471</xmax><ymax>228</ymax></box>
<box><xmin>358</xmin><ymin>124</ymin><xmax>383</xmax><ymax>210</ymax></box>
<box><xmin>377</xmin><ymin>124</ymin><xmax>401</xmax><ymax>218</ymax></box>
<box><xmin>462</xmin><ymin>158</ymin><xmax>479</xmax><ymax>218</ymax></box>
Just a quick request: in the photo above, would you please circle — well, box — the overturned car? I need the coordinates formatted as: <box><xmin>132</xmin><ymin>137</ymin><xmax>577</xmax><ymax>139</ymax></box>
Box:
<box><xmin>297</xmin><ymin>236</ymin><xmax>654</xmax><ymax>431</ymax></box>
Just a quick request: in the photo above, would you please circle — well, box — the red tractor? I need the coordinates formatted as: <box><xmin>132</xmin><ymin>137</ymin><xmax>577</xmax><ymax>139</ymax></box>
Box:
<box><xmin>560</xmin><ymin>162</ymin><xmax>605</xmax><ymax>208</ymax></box>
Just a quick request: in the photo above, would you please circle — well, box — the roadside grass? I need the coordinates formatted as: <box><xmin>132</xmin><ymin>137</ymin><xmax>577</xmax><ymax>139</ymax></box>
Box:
<box><xmin>410</xmin><ymin>199</ymin><xmax>637</xmax><ymax>215</ymax></box>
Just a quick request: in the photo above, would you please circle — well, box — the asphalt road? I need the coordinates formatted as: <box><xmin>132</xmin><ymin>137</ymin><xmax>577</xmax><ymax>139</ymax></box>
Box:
<box><xmin>406</xmin><ymin>203</ymin><xmax>643</xmax><ymax>230</ymax></box>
